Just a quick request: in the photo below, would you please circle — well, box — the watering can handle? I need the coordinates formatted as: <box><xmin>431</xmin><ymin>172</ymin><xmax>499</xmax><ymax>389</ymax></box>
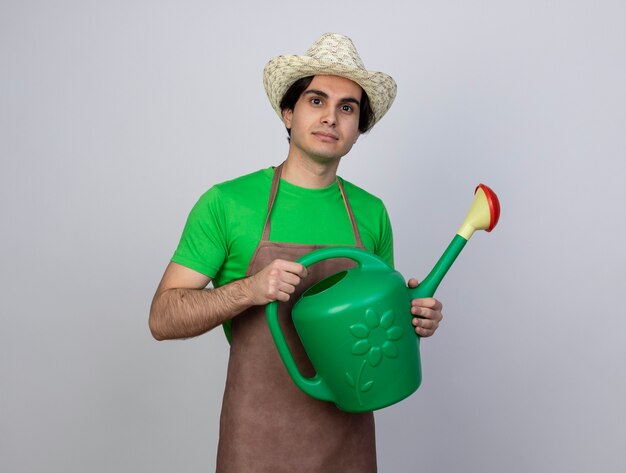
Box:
<box><xmin>297</xmin><ymin>246</ymin><xmax>391</xmax><ymax>271</ymax></box>
<box><xmin>266</xmin><ymin>302</ymin><xmax>335</xmax><ymax>403</ymax></box>
<box><xmin>266</xmin><ymin>247</ymin><xmax>388</xmax><ymax>403</ymax></box>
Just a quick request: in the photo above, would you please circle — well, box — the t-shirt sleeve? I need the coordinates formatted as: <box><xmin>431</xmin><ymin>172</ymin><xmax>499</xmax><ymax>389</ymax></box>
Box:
<box><xmin>171</xmin><ymin>187</ymin><xmax>228</xmax><ymax>278</ymax></box>
<box><xmin>375</xmin><ymin>203</ymin><xmax>394</xmax><ymax>268</ymax></box>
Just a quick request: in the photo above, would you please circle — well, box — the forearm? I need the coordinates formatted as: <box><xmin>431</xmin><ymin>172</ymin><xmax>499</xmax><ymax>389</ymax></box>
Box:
<box><xmin>149</xmin><ymin>278</ymin><xmax>253</xmax><ymax>341</ymax></box>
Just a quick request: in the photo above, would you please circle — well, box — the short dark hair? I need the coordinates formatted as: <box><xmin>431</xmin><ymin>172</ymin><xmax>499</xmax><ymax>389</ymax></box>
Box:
<box><xmin>279</xmin><ymin>76</ymin><xmax>375</xmax><ymax>135</ymax></box>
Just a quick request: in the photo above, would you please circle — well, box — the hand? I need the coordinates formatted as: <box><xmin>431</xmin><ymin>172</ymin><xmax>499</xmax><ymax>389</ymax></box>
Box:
<box><xmin>407</xmin><ymin>278</ymin><xmax>443</xmax><ymax>337</ymax></box>
<box><xmin>245</xmin><ymin>259</ymin><xmax>308</xmax><ymax>305</ymax></box>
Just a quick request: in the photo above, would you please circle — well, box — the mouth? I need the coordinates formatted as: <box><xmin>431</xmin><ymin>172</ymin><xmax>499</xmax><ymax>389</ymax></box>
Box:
<box><xmin>312</xmin><ymin>131</ymin><xmax>339</xmax><ymax>142</ymax></box>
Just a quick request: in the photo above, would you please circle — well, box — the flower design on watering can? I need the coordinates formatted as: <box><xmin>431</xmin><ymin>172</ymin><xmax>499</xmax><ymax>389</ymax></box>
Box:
<box><xmin>350</xmin><ymin>308</ymin><xmax>404</xmax><ymax>366</ymax></box>
<box><xmin>346</xmin><ymin>308</ymin><xmax>405</xmax><ymax>407</ymax></box>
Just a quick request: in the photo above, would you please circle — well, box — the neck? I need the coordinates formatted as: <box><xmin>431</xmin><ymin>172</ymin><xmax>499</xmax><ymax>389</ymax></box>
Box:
<box><xmin>281</xmin><ymin>155</ymin><xmax>340</xmax><ymax>188</ymax></box>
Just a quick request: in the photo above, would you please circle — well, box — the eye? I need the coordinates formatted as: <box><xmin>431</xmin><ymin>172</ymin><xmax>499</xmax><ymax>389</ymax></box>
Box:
<box><xmin>341</xmin><ymin>104</ymin><xmax>354</xmax><ymax>113</ymax></box>
<box><xmin>310</xmin><ymin>97</ymin><xmax>322</xmax><ymax>105</ymax></box>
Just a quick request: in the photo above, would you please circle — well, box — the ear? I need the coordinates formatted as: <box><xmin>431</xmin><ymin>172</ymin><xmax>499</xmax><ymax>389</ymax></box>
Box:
<box><xmin>281</xmin><ymin>108</ymin><xmax>293</xmax><ymax>129</ymax></box>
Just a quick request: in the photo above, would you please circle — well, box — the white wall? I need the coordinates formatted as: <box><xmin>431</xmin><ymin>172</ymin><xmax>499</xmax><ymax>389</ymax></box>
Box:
<box><xmin>1</xmin><ymin>1</ymin><xmax>625</xmax><ymax>472</ymax></box>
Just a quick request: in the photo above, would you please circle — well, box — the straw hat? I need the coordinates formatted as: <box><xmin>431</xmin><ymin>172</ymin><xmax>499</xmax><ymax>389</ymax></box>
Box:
<box><xmin>263</xmin><ymin>33</ymin><xmax>397</xmax><ymax>129</ymax></box>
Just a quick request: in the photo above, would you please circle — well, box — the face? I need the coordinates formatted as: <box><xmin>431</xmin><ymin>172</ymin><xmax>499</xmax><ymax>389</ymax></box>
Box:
<box><xmin>282</xmin><ymin>75</ymin><xmax>362</xmax><ymax>163</ymax></box>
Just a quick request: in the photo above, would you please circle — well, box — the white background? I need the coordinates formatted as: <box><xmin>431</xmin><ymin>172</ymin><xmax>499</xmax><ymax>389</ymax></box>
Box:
<box><xmin>1</xmin><ymin>1</ymin><xmax>625</xmax><ymax>472</ymax></box>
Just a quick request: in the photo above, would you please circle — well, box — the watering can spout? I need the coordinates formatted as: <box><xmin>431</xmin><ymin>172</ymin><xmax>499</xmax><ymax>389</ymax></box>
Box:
<box><xmin>409</xmin><ymin>184</ymin><xmax>500</xmax><ymax>299</ymax></box>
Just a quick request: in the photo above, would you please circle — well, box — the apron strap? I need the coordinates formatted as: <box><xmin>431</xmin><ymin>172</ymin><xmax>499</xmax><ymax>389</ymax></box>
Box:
<box><xmin>260</xmin><ymin>162</ymin><xmax>284</xmax><ymax>241</ymax></box>
<box><xmin>260</xmin><ymin>162</ymin><xmax>364</xmax><ymax>248</ymax></box>
<box><xmin>337</xmin><ymin>177</ymin><xmax>364</xmax><ymax>249</ymax></box>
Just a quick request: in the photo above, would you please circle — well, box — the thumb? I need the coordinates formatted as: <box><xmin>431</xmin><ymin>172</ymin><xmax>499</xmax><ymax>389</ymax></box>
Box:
<box><xmin>407</xmin><ymin>278</ymin><xmax>419</xmax><ymax>288</ymax></box>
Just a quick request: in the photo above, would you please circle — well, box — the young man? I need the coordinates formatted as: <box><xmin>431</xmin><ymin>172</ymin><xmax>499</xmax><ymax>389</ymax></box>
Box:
<box><xmin>150</xmin><ymin>33</ymin><xmax>443</xmax><ymax>472</ymax></box>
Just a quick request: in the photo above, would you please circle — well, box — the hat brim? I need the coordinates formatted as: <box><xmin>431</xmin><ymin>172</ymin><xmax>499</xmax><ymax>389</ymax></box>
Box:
<box><xmin>263</xmin><ymin>55</ymin><xmax>397</xmax><ymax>128</ymax></box>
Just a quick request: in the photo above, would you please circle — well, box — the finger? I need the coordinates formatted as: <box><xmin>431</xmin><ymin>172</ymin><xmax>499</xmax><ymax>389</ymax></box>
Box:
<box><xmin>277</xmin><ymin>281</ymin><xmax>296</xmax><ymax>295</ymax></box>
<box><xmin>275</xmin><ymin>260</ymin><xmax>308</xmax><ymax>278</ymax></box>
<box><xmin>411</xmin><ymin>297</ymin><xmax>442</xmax><ymax>311</ymax></box>
<box><xmin>268</xmin><ymin>282</ymin><xmax>296</xmax><ymax>302</ymax></box>
<box><xmin>412</xmin><ymin>317</ymin><xmax>439</xmax><ymax>337</ymax></box>
<box><xmin>407</xmin><ymin>278</ymin><xmax>419</xmax><ymax>288</ymax></box>
<box><xmin>279</xmin><ymin>271</ymin><xmax>302</xmax><ymax>287</ymax></box>
<box><xmin>265</xmin><ymin>264</ymin><xmax>303</xmax><ymax>287</ymax></box>
<box><xmin>411</xmin><ymin>306</ymin><xmax>443</xmax><ymax>323</ymax></box>
<box><xmin>412</xmin><ymin>316</ymin><xmax>439</xmax><ymax>330</ymax></box>
<box><xmin>275</xmin><ymin>291</ymin><xmax>292</xmax><ymax>302</ymax></box>
<box><xmin>414</xmin><ymin>325</ymin><xmax>436</xmax><ymax>337</ymax></box>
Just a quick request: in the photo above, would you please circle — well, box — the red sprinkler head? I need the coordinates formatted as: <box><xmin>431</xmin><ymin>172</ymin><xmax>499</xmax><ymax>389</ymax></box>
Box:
<box><xmin>475</xmin><ymin>184</ymin><xmax>500</xmax><ymax>232</ymax></box>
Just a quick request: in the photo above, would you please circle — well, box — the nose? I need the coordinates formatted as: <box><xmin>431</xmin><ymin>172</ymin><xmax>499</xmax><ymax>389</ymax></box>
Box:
<box><xmin>321</xmin><ymin>106</ymin><xmax>337</xmax><ymax>127</ymax></box>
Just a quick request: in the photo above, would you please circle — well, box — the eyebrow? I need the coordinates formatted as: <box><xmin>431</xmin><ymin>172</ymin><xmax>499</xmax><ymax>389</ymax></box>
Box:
<box><xmin>303</xmin><ymin>89</ymin><xmax>361</xmax><ymax>106</ymax></box>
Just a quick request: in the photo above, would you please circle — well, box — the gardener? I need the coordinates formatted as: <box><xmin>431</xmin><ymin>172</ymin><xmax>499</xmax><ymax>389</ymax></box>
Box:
<box><xmin>149</xmin><ymin>32</ymin><xmax>443</xmax><ymax>472</ymax></box>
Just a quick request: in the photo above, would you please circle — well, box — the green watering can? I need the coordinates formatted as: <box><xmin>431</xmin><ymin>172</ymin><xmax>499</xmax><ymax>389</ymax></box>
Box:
<box><xmin>267</xmin><ymin>184</ymin><xmax>500</xmax><ymax>413</ymax></box>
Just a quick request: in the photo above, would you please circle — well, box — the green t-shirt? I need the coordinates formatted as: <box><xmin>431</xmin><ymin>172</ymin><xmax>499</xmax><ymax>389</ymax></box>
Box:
<box><xmin>172</xmin><ymin>167</ymin><xmax>394</xmax><ymax>287</ymax></box>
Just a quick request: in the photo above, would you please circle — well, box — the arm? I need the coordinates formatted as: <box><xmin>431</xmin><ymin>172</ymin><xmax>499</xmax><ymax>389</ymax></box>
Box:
<box><xmin>149</xmin><ymin>260</ymin><xmax>307</xmax><ymax>341</ymax></box>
